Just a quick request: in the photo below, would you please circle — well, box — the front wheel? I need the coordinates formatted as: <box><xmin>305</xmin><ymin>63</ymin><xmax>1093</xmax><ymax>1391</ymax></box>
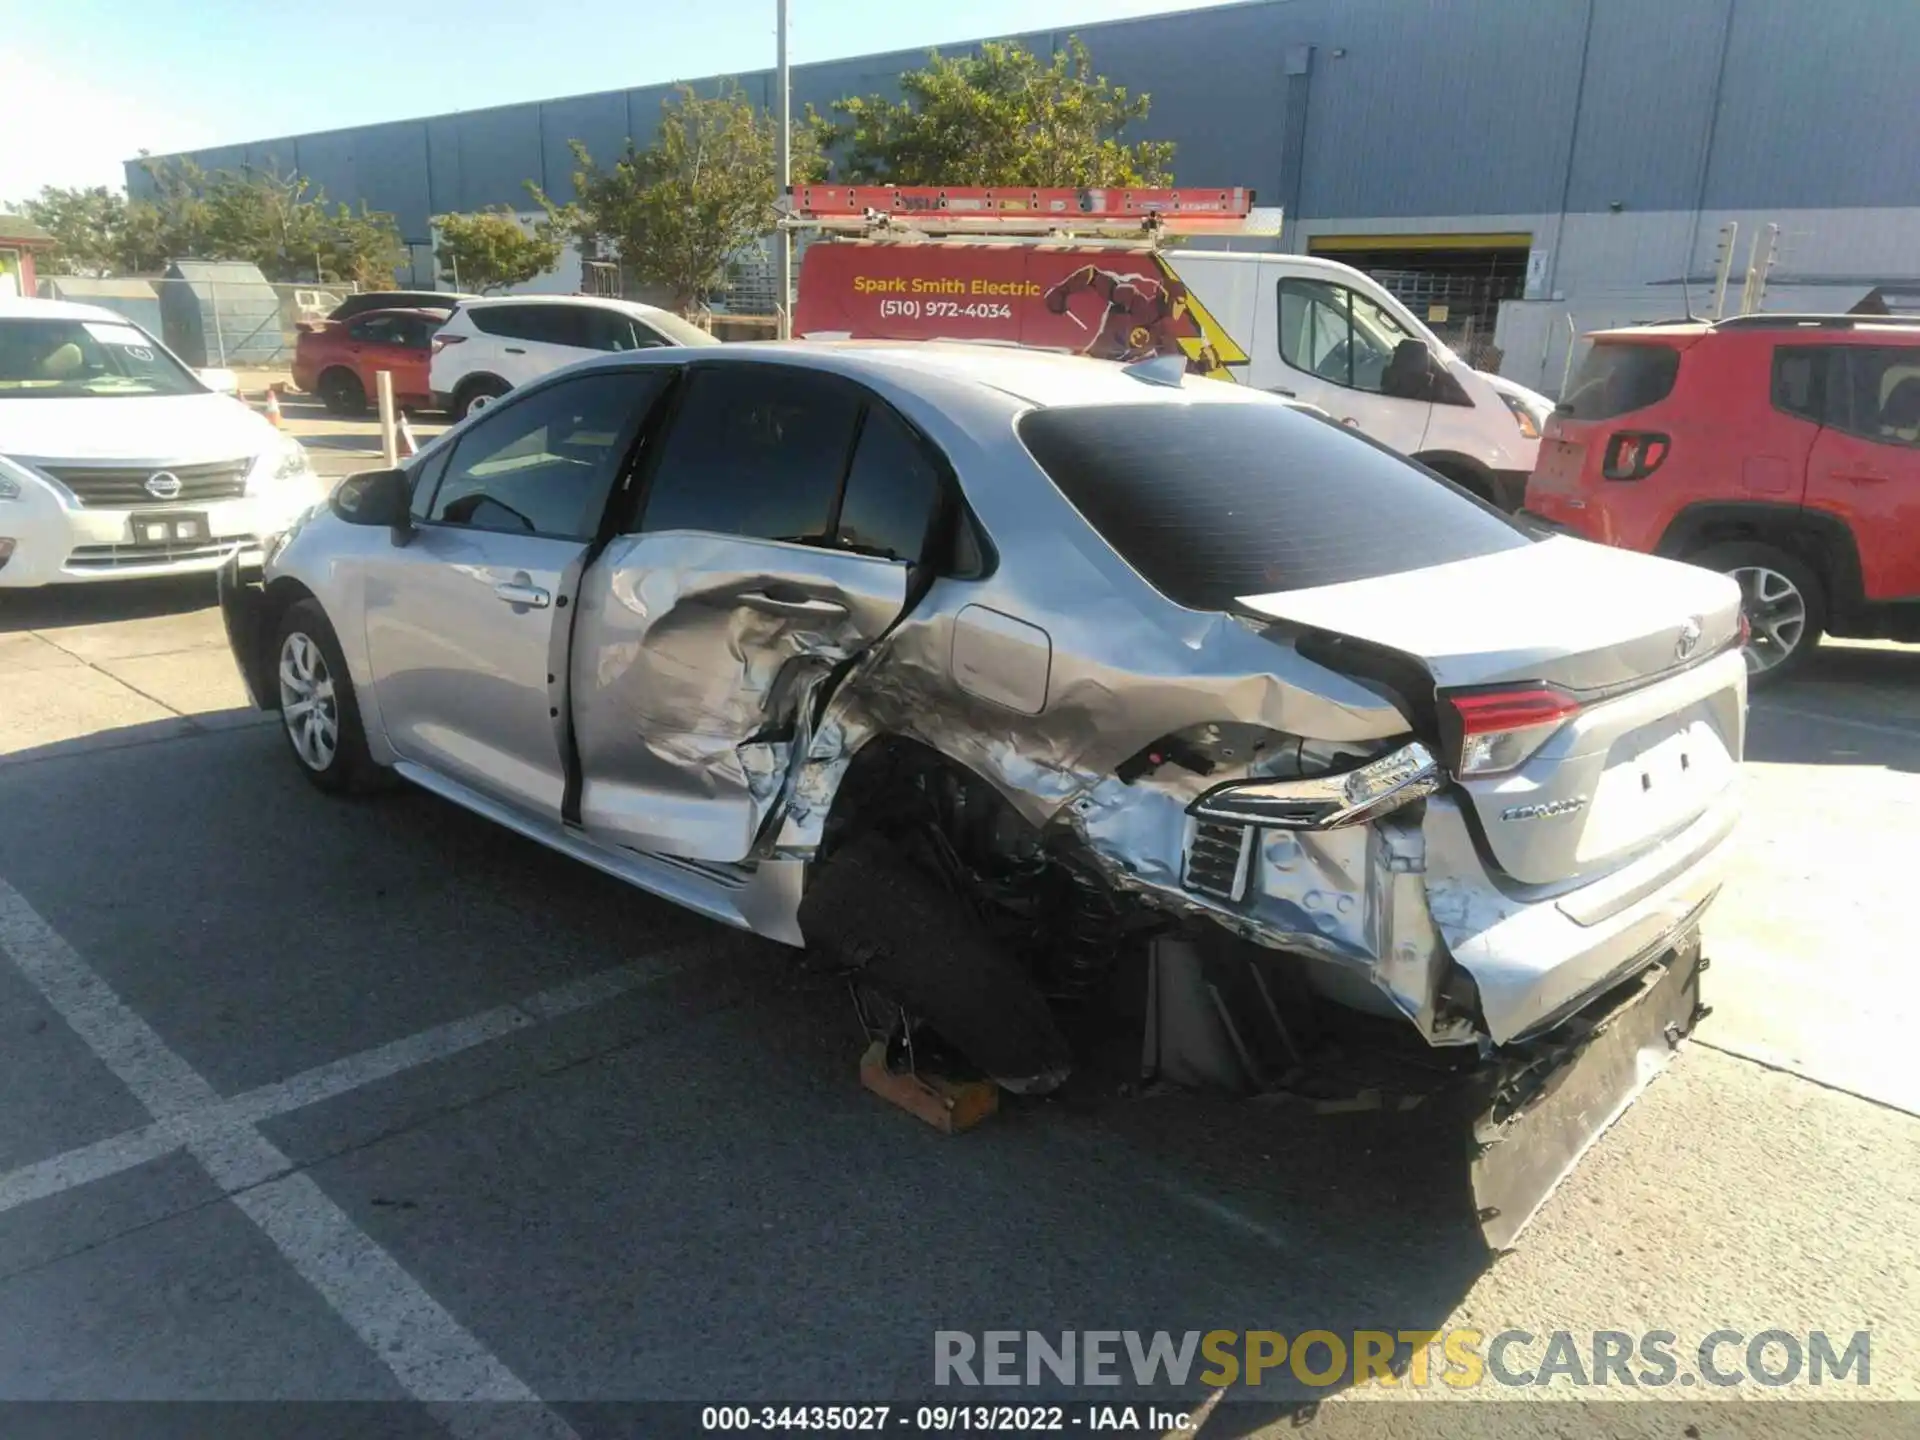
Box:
<box><xmin>1691</xmin><ymin>541</ymin><xmax>1825</xmax><ymax>684</ymax></box>
<box><xmin>273</xmin><ymin>599</ymin><xmax>387</xmax><ymax>793</ymax></box>
<box><xmin>455</xmin><ymin>377</ymin><xmax>509</xmax><ymax>419</ymax></box>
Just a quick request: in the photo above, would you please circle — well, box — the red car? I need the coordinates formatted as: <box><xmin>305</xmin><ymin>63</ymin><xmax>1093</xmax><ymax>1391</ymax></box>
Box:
<box><xmin>292</xmin><ymin>307</ymin><xmax>445</xmax><ymax>415</ymax></box>
<box><xmin>1524</xmin><ymin>314</ymin><xmax>1920</xmax><ymax>681</ymax></box>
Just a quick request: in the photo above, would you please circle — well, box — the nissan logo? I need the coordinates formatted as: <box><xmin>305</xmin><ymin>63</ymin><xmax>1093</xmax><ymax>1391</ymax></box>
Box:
<box><xmin>1676</xmin><ymin>617</ymin><xmax>1703</xmax><ymax>660</ymax></box>
<box><xmin>144</xmin><ymin>471</ymin><xmax>183</xmax><ymax>500</ymax></box>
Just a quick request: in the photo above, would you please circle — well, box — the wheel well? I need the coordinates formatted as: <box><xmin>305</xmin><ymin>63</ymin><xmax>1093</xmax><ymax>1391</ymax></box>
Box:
<box><xmin>453</xmin><ymin>373</ymin><xmax>507</xmax><ymax>405</ymax></box>
<box><xmin>249</xmin><ymin>577</ymin><xmax>317</xmax><ymax>709</ymax></box>
<box><xmin>318</xmin><ymin>365</ymin><xmax>361</xmax><ymax>391</ymax></box>
<box><xmin>819</xmin><ymin>735</ymin><xmax>1018</xmax><ymax>858</ymax></box>
<box><xmin>1655</xmin><ymin>502</ymin><xmax>1865</xmax><ymax>625</ymax></box>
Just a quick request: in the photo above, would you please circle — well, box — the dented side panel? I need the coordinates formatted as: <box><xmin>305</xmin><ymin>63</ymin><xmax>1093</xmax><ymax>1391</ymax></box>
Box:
<box><xmin>570</xmin><ymin>531</ymin><xmax>908</xmax><ymax>862</ymax></box>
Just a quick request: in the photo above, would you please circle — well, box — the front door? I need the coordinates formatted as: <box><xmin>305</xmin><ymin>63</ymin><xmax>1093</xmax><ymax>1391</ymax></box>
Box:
<box><xmin>571</xmin><ymin>362</ymin><xmax>946</xmax><ymax>862</ymax></box>
<box><xmin>1805</xmin><ymin>343</ymin><xmax>1920</xmax><ymax>600</ymax></box>
<box><xmin>363</xmin><ymin>368</ymin><xmax>667</xmax><ymax>819</ymax></box>
<box><xmin>1262</xmin><ymin>268</ymin><xmax>1434</xmax><ymax>455</ymax></box>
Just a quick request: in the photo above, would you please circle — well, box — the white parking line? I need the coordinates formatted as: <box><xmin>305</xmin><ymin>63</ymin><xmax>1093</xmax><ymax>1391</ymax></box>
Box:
<box><xmin>0</xmin><ymin>876</ymin><xmax>692</xmax><ymax>1425</ymax></box>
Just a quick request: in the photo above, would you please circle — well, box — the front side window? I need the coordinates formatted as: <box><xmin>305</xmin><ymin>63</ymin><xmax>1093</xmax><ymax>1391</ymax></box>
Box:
<box><xmin>1830</xmin><ymin>345</ymin><xmax>1920</xmax><ymax>447</ymax></box>
<box><xmin>638</xmin><ymin>366</ymin><xmax>863</xmax><ymax>544</ymax></box>
<box><xmin>425</xmin><ymin>370</ymin><xmax>667</xmax><ymax>539</ymax></box>
<box><xmin>0</xmin><ymin>318</ymin><xmax>201</xmax><ymax>399</ymax></box>
<box><xmin>1277</xmin><ymin>278</ymin><xmax>1419</xmax><ymax>394</ymax></box>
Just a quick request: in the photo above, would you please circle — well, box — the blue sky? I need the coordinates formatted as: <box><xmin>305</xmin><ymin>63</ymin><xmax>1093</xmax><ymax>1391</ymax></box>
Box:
<box><xmin>0</xmin><ymin>0</ymin><xmax>1249</xmax><ymax>200</ymax></box>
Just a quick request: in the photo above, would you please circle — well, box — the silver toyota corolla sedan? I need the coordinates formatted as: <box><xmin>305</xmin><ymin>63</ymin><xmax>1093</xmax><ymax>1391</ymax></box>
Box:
<box><xmin>221</xmin><ymin>342</ymin><xmax>1745</xmax><ymax>1246</ymax></box>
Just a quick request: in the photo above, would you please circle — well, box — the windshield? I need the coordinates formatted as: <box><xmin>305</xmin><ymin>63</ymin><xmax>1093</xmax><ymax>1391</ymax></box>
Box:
<box><xmin>636</xmin><ymin>308</ymin><xmax>723</xmax><ymax>349</ymax></box>
<box><xmin>0</xmin><ymin>318</ymin><xmax>204</xmax><ymax>399</ymax></box>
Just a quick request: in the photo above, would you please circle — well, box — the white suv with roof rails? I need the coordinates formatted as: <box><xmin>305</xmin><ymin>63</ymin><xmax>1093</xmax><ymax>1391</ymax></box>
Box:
<box><xmin>0</xmin><ymin>297</ymin><xmax>325</xmax><ymax>588</ymax></box>
<box><xmin>428</xmin><ymin>295</ymin><xmax>720</xmax><ymax>418</ymax></box>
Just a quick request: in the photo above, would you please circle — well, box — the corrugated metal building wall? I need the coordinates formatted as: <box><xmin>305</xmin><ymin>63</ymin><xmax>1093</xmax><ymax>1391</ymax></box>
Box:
<box><xmin>131</xmin><ymin>0</ymin><xmax>1920</xmax><ymax>391</ymax></box>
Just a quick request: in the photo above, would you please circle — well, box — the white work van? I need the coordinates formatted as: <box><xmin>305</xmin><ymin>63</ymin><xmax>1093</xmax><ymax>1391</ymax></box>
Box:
<box><xmin>793</xmin><ymin>193</ymin><xmax>1552</xmax><ymax>509</ymax></box>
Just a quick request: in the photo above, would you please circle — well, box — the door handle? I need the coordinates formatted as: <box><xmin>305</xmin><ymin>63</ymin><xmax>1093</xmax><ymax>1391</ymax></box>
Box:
<box><xmin>738</xmin><ymin>590</ymin><xmax>848</xmax><ymax>619</ymax></box>
<box><xmin>1842</xmin><ymin>471</ymin><xmax>1892</xmax><ymax>485</ymax></box>
<box><xmin>1267</xmin><ymin>386</ymin><xmax>1297</xmax><ymax>398</ymax></box>
<box><xmin>494</xmin><ymin>580</ymin><xmax>551</xmax><ymax>608</ymax></box>
<box><xmin>504</xmin><ymin>347</ymin><xmax>526</xmax><ymax>354</ymax></box>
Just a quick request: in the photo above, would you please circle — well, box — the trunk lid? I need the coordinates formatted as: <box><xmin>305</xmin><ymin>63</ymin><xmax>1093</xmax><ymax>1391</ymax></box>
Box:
<box><xmin>1240</xmin><ymin>537</ymin><xmax>1746</xmax><ymax>887</ymax></box>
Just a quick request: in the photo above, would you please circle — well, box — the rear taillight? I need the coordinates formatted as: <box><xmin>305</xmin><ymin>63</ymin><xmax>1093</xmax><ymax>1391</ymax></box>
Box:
<box><xmin>1447</xmin><ymin>685</ymin><xmax>1583</xmax><ymax>777</ymax></box>
<box><xmin>1602</xmin><ymin>431</ymin><xmax>1670</xmax><ymax>480</ymax></box>
<box><xmin>431</xmin><ymin>333</ymin><xmax>464</xmax><ymax>354</ymax></box>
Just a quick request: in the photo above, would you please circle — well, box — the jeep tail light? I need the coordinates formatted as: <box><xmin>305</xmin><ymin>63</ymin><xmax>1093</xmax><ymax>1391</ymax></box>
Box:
<box><xmin>1448</xmin><ymin>685</ymin><xmax>1583</xmax><ymax>777</ymax></box>
<box><xmin>1602</xmin><ymin>431</ymin><xmax>1669</xmax><ymax>480</ymax></box>
<box><xmin>430</xmin><ymin>333</ymin><xmax>464</xmax><ymax>354</ymax></box>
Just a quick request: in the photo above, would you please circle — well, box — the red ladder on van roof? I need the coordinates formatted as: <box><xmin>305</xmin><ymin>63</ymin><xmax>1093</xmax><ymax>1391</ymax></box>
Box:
<box><xmin>782</xmin><ymin>185</ymin><xmax>1274</xmax><ymax>237</ymax></box>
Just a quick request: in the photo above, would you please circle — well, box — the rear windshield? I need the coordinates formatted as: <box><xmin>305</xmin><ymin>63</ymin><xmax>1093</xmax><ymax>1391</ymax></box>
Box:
<box><xmin>1017</xmin><ymin>401</ymin><xmax>1528</xmax><ymax>610</ymax></box>
<box><xmin>1559</xmin><ymin>341</ymin><xmax>1681</xmax><ymax>421</ymax></box>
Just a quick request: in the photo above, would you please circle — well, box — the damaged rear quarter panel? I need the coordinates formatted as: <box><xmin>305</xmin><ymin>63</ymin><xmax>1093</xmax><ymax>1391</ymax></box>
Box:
<box><xmin>769</xmin><ymin>372</ymin><xmax>1465</xmax><ymax>1040</ymax></box>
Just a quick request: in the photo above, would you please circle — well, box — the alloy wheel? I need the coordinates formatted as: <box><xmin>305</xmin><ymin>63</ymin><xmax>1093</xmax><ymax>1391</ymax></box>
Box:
<box><xmin>1728</xmin><ymin>564</ymin><xmax>1808</xmax><ymax>676</ymax></box>
<box><xmin>278</xmin><ymin>631</ymin><xmax>340</xmax><ymax>771</ymax></box>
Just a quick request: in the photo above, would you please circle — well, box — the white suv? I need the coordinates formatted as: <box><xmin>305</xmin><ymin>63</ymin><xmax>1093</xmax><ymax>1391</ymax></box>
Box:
<box><xmin>0</xmin><ymin>298</ymin><xmax>325</xmax><ymax>588</ymax></box>
<box><xmin>428</xmin><ymin>295</ymin><xmax>719</xmax><ymax>418</ymax></box>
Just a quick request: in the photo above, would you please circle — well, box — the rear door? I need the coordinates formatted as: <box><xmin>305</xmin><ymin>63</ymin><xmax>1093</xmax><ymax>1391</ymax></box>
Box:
<box><xmin>362</xmin><ymin>369</ymin><xmax>668</xmax><ymax>819</ymax></box>
<box><xmin>473</xmin><ymin>305</ymin><xmax>570</xmax><ymax>387</ymax></box>
<box><xmin>1805</xmin><ymin>342</ymin><xmax>1920</xmax><ymax>600</ymax></box>
<box><xmin>1261</xmin><ymin>269</ymin><xmax>1432</xmax><ymax>453</ymax></box>
<box><xmin>343</xmin><ymin>314</ymin><xmax>415</xmax><ymax>397</ymax></box>
<box><xmin>571</xmin><ymin>363</ymin><xmax>942</xmax><ymax>862</ymax></box>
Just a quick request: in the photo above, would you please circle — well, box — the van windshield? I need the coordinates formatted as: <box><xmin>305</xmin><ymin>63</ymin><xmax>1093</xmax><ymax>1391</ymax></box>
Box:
<box><xmin>0</xmin><ymin>318</ymin><xmax>203</xmax><ymax>399</ymax></box>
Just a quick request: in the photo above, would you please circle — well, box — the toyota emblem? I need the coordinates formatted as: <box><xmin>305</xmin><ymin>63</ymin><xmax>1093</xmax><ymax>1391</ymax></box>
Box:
<box><xmin>1676</xmin><ymin>617</ymin><xmax>1703</xmax><ymax>660</ymax></box>
<box><xmin>144</xmin><ymin>471</ymin><xmax>183</xmax><ymax>500</ymax></box>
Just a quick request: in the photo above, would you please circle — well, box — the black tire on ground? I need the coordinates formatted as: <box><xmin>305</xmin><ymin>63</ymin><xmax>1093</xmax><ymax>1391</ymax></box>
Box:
<box><xmin>319</xmin><ymin>368</ymin><xmax>367</xmax><ymax>416</ymax></box>
<box><xmin>455</xmin><ymin>376</ymin><xmax>509</xmax><ymax>419</ymax></box>
<box><xmin>271</xmin><ymin>598</ymin><xmax>390</xmax><ymax>794</ymax></box>
<box><xmin>798</xmin><ymin>831</ymin><xmax>1072</xmax><ymax>1094</ymax></box>
<box><xmin>1423</xmin><ymin>460</ymin><xmax>1494</xmax><ymax>507</ymax></box>
<box><xmin>1689</xmin><ymin>540</ymin><xmax>1826</xmax><ymax>685</ymax></box>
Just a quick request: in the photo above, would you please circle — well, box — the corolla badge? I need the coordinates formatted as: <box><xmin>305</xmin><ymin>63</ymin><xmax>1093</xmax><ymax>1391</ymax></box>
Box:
<box><xmin>1676</xmin><ymin>617</ymin><xmax>1703</xmax><ymax>660</ymax></box>
<box><xmin>1501</xmin><ymin>795</ymin><xmax>1588</xmax><ymax>822</ymax></box>
<box><xmin>144</xmin><ymin>471</ymin><xmax>183</xmax><ymax>500</ymax></box>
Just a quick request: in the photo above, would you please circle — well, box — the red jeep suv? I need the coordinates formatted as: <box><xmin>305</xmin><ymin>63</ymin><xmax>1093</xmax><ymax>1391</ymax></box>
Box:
<box><xmin>1525</xmin><ymin>315</ymin><xmax>1920</xmax><ymax>681</ymax></box>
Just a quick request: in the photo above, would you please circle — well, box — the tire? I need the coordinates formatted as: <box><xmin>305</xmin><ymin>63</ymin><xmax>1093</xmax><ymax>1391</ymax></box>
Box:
<box><xmin>1690</xmin><ymin>541</ymin><xmax>1825</xmax><ymax>685</ymax></box>
<box><xmin>319</xmin><ymin>368</ymin><xmax>367</xmax><ymax>416</ymax></box>
<box><xmin>454</xmin><ymin>376</ymin><xmax>509</xmax><ymax>419</ymax></box>
<box><xmin>798</xmin><ymin>831</ymin><xmax>1072</xmax><ymax>1094</ymax></box>
<box><xmin>272</xmin><ymin>598</ymin><xmax>388</xmax><ymax>793</ymax></box>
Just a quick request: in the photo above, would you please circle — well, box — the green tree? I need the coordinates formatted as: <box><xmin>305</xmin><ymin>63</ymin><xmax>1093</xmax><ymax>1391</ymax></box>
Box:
<box><xmin>534</xmin><ymin>84</ymin><xmax>824</xmax><ymax>314</ymax></box>
<box><xmin>827</xmin><ymin>37</ymin><xmax>1174</xmax><ymax>187</ymax></box>
<box><xmin>433</xmin><ymin>208</ymin><xmax>561</xmax><ymax>292</ymax></box>
<box><xmin>17</xmin><ymin>185</ymin><xmax>128</xmax><ymax>275</ymax></box>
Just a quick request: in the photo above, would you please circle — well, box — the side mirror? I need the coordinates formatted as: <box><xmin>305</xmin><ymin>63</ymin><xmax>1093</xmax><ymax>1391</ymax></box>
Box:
<box><xmin>198</xmin><ymin>367</ymin><xmax>240</xmax><ymax>396</ymax></box>
<box><xmin>1382</xmin><ymin>340</ymin><xmax>1441</xmax><ymax>401</ymax></box>
<box><xmin>331</xmin><ymin>467</ymin><xmax>414</xmax><ymax>533</ymax></box>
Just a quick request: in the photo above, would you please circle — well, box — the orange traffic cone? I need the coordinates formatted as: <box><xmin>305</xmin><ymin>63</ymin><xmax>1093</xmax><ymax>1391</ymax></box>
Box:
<box><xmin>263</xmin><ymin>388</ymin><xmax>284</xmax><ymax>429</ymax></box>
<box><xmin>397</xmin><ymin>412</ymin><xmax>418</xmax><ymax>458</ymax></box>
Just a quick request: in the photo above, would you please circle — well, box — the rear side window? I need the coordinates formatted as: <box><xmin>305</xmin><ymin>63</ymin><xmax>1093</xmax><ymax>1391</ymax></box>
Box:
<box><xmin>472</xmin><ymin>305</ymin><xmax>583</xmax><ymax>346</ymax></box>
<box><xmin>837</xmin><ymin>406</ymin><xmax>944</xmax><ymax>561</ymax></box>
<box><xmin>638</xmin><ymin>366</ymin><xmax>862</xmax><ymax>543</ymax></box>
<box><xmin>1559</xmin><ymin>342</ymin><xmax>1680</xmax><ymax>421</ymax></box>
<box><xmin>1772</xmin><ymin>345</ymin><xmax>1829</xmax><ymax>422</ymax></box>
<box><xmin>1018</xmin><ymin>402</ymin><xmax>1527</xmax><ymax>609</ymax></box>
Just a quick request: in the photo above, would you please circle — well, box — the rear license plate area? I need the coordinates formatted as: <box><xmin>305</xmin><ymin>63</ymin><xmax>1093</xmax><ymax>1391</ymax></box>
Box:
<box><xmin>132</xmin><ymin>511</ymin><xmax>209</xmax><ymax>544</ymax></box>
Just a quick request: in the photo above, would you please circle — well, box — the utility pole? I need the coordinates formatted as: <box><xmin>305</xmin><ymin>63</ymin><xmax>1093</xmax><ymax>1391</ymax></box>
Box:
<box><xmin>776</xmin><ymin>0</ymin><xmax>793</xmax><ymax>338</ymax></box>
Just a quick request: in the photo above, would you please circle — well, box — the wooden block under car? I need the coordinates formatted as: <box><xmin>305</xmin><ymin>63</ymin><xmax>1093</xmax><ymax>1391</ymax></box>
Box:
<box><xmin>859</xmin><ymin>1041</ymin><xmax>999</xmax><ymax>1133</ymax></box>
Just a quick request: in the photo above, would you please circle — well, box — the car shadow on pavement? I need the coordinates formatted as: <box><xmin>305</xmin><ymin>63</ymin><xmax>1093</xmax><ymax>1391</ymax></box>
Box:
<box><xmin>0</xmin><ymin>575</ymin><xmax>219</xmax><ymax>635</ymax></box>
<box><xmin>1746</xmin><ymin>645</ymin><xmax>1920</xmax><ymax>771</ymax></box>
<box><xmin>0</xmin><ymin>714</ymin><xmax>1494</xmax><ymax>1418</ymax></box>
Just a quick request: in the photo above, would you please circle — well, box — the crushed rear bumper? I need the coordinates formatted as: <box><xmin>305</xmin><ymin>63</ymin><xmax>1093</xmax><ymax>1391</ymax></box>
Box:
<box><xmin>1465</xmin><ymin>928</ymin><xmax>1705</xmax><ymax>1248</ymax></box>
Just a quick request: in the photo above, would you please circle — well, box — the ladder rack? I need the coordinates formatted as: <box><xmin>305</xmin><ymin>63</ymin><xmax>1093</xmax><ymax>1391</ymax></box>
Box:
<box><xmin>780</xmin><ymin>185</ymin><xmax>1276</xmax><ymax>239</ymax></box>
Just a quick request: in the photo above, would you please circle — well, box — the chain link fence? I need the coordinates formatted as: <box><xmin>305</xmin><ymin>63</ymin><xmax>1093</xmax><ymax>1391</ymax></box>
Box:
<box><xmin>39</xmin><ymin>272</ymin><xmax>361</xmax><ymax>369</ymax></box>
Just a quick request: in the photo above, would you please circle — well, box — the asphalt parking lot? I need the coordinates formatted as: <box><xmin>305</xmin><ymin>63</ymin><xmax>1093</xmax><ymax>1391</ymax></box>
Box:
<box><xmin>0</xmin><ymin>412</ymin><xmax>1916</xmax><ymax>1434</ymax></box>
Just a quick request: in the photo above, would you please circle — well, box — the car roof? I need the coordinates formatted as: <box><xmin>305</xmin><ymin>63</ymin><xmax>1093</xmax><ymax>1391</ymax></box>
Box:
<box><xmin>1591</xmin><ymin>314</ymin><xmax>1920</xmax><ymax>345</ymax></box>
<box><xmin>343</xmin><ymin>306</ymin><xmax>447</xmax><ymax>320</ymax></box>
<box><xmin>0</xmin><ymin>296</ymin><xmax>138</xmax><ymax>324</ymax></box>
<box><xmin>459</xmin><ymin>294</ymin><xmax>665</xmax><ymax>314</ymax></box>
<box><xmin>569</xmin><ymin>339</ymin><xmax>1283</xmax><ymax>411</ymax></box>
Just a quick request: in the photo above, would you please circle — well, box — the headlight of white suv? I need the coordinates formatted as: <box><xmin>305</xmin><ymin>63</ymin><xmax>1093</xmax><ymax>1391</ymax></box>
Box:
<box><xmin>250</xmin><ymin>439</ymin><xmax>316</xmax><ymax>490</ymax></box>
